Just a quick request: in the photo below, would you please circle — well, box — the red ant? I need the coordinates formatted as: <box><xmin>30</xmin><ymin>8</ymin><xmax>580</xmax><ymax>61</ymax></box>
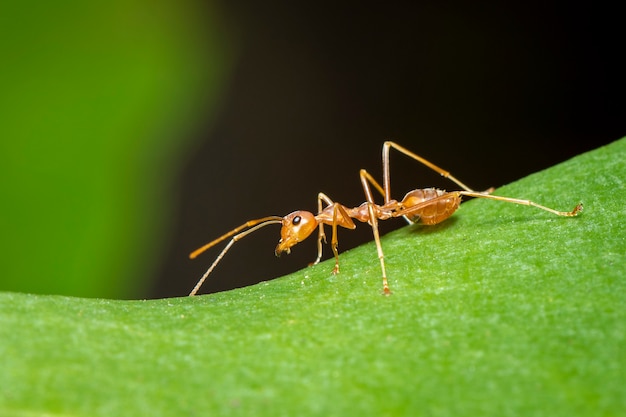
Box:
<box><xmin>189</xmin><ymin>142</ymin><xmax>582</xmax><ymax>296</ymax></box>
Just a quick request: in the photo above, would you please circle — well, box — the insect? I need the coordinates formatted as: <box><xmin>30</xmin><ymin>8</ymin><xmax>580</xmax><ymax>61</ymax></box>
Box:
<box><xmin>189</xmin><ymin>141</ymin><xmax>582</xmax><ymax>296</ymax></box>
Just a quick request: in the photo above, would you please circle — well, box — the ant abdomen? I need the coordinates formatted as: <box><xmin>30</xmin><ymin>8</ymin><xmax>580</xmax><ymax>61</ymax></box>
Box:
<box><xmin>401</xmin><ymin>188</ymin><xmax>461</xmax><ymax>225</ymax></box>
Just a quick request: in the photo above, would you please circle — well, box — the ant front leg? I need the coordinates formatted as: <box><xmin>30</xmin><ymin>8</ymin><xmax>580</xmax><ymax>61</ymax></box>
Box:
<box><xmin>328</xmin><ymin>202</ymin><xmax>355</xmax><ymax>275</ymax></box>
<box><xmin>310</xmin><ymin>192</ymin><xmax>333</xmax><ymax>266</ymax></box>
<box><xmin>312</xmin><ymin>192</ymin><xmax>355</xmax><ymax>276</ymax></box>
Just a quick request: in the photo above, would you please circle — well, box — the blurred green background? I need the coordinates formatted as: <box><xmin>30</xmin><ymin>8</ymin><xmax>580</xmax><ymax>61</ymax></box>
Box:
<box><xmin>0</xmin><ymin>1</ymin><xmax>231</xmax><ymax>298</ymax></box>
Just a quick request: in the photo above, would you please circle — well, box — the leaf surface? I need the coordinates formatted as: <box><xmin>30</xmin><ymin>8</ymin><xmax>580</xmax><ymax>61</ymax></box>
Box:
<box><xmin>1</xmin><ymin>138</ymin><xmax>625</xmax><ymax>417</ymax></box>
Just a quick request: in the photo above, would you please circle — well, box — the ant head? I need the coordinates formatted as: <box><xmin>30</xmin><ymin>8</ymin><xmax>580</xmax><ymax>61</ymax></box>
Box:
<box><xmin>275</xmin><ymin>211</ymin><xmax>317</xmax><ymax>256</ymax></box>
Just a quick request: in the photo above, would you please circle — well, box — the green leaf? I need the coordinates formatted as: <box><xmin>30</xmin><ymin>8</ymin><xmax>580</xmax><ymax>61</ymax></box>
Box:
<box><xmin>1</xmin><ymin>138</ymin><xmax>625</xmax><ymax>417</ymax></box>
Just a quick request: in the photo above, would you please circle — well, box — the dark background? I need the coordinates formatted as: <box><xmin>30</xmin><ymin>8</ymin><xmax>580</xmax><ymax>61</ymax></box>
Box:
<box><xmin>150</xmin><ymin>3</ymin><xmax>624</xmax><ymax>297</ymax></box>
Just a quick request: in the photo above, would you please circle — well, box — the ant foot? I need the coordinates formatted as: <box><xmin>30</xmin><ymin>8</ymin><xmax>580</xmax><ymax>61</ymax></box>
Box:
<box><xmin>572</xmin><ymin>203</ymin><xmax>583</xmax><ymax>216</ymax></box>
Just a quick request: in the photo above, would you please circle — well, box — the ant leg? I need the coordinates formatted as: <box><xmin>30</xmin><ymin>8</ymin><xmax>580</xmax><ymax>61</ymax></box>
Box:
<box><xmin>360</xmin><ymin>168</ymin><xmax>414</xmax><ymax>225</ymax></box>
<box><xmin>368</xmin><ymin>203</ymin><xmax>391</xmax><ymax>295</ymax></box>
<box><xmin>310</xmin><ymin>193</ymin><xmax>334</xmax><ymax>266</ymax></box>
<box><xmin>359</xmin><ymin>169</ymin><xmax>386</xmax><ymax>201</ymax></box>
<box><xmin>459</xmin><ymin>191</ymin><xmax>583</xmax><ymax>217</ymax></box>
<box><xmin>382</xmin><ymin>141</ymin><xmax>480</xmax><ymax>202</ymax></box>
<box><xmin>311</xmin><ymin>193</ymin><xmax>355</xmax><ymax>273</ymax></box>
<box><xmin>328</xmin><ymin>202</ymin><xmax>354</xmax><ymax>275</ymax></box>
<box><xmin>359</xmin><ymin>170</ymin><xmax>391</xmax><ymax>295</ymax></box>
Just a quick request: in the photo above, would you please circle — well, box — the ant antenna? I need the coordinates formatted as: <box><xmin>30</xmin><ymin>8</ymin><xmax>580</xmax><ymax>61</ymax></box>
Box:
<box><xmin>189</xmin><ymin>216</ymin><xmax>283</xmax><ymax>296</ymax></box>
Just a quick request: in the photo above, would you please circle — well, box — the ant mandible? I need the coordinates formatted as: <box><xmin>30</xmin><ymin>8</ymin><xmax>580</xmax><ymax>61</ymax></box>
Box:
<box><xmin>189</xmin><ymin>141</ymin><xmax>582</xmax><ymax>296</ymax></box>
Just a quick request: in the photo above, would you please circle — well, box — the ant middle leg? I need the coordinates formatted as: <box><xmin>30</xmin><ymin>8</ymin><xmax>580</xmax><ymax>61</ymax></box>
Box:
<box><xmin>359</xmin><ymin>169</ymin><xmax>392</xmax><ymax>295</ymax></box>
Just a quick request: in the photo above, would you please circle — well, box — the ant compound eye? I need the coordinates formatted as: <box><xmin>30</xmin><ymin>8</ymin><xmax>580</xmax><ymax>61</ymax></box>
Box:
<box><xmin>292</xmin><ymin>215</ymin><xmax>301</xmax><ymax>225</ymax></box>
